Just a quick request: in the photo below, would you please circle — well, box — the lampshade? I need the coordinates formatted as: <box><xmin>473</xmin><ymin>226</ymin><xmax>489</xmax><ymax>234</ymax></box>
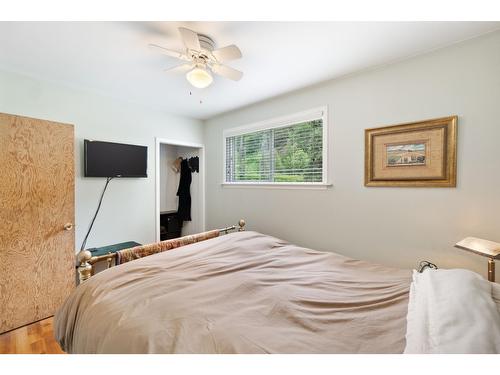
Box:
<box><xmin>186</xmin><ymin>67</ymin><xmax>213</xmax><ymax>89</ymax></box>
<box><xmin>455</xmin><ymin>237</ymin><xmax>500</xmax><ymax>259</ymax></box>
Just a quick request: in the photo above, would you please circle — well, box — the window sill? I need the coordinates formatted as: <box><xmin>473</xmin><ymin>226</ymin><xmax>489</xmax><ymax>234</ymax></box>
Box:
<box><xmin>221</xmin><ymin>182</ymin><xmax>332</xmax><ymax>190</ymax></box>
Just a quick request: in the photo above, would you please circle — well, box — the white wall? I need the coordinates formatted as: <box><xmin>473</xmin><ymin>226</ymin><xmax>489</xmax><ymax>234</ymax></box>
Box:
<box><xmin>204</xmin><ymin>31</ymin><xmax>500</xmax><ymax>279</ymax></box>
<box><xmin>0</xmin><ymin>69</ymin><xmax>204</xmax><ymax>251</ymax></box>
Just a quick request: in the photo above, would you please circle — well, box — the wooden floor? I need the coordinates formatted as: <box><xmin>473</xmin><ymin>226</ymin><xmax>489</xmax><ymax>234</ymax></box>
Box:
<box><xmin>0</xmin><ymin>317</ymin><xmax>65</xmax><ymax>354</ymax></box>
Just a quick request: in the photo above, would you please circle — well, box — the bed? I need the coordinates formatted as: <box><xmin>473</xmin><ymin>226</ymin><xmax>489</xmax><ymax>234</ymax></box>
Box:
<box><xmin>54</xmin><ymin>229</ymin><xmax>500</xmax><ymax>354</ymax></box>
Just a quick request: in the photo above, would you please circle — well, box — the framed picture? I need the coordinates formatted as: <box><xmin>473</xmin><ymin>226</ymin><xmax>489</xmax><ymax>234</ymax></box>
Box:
<box><xmin>365</xmin><ymin>116</ymin><xmax>457</xmax><ymax>187</ymax></box>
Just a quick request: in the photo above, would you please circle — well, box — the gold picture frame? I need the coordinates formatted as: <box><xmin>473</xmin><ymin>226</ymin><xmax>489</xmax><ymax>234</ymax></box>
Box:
<box><xmin>365</xmin><ymin>116</ymin><xmax>457</xmax><ymax>187</ymax></box>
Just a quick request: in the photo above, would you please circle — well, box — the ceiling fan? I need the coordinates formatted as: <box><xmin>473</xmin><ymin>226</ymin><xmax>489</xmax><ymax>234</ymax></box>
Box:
<box><xmin>149</xmin><ymin>27</ymin><xmax>243</xmax><ymax>89</ymax></box>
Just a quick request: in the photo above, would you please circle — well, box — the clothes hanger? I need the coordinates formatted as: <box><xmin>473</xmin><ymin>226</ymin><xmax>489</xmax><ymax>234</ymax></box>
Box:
<box><xmin>171</xmin><ymin>156</ymin><xmax>199</xmax><ymax>173</ymax></box>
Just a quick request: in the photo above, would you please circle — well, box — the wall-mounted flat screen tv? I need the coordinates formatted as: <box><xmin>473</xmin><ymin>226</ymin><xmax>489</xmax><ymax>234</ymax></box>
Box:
<box><xmin>84</xmin><ymin>139</ymin><xmax>148</xmax><ymax>177</ymax></box>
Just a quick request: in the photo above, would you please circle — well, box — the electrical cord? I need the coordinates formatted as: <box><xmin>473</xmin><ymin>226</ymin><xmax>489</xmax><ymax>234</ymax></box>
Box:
<box><xmin>79</xmin><ymin>177</ymin><xmax>114</xmax><ymax>252</ymax></box>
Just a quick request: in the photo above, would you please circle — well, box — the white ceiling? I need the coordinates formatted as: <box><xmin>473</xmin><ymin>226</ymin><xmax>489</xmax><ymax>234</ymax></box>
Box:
<box><xmin>0</xmin><ymin>22</ymin><xmax>499</xmax><ymax>120</ymax></box>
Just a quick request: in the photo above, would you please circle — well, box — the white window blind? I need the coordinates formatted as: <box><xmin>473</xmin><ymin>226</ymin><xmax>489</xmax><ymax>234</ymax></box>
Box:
<box><xmin>224</xmin><ymin>107</ymin><xmax>327</xmax><ymax>184</ymax></box>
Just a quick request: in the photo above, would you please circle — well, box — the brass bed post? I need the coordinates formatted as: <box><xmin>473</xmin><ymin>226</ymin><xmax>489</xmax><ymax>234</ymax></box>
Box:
<box><xmin>77</xmin><ymin>250</ymin><xmax>93</xmax><ymax>283</ymax></box>
<box><xmin>238</xmin><ymin>219</ymin><xmax>246</xmax><ymax>231</ymax></box>
<box><xmin>76</xmin><ymin>219</ymin><xmax>246</xmax><ymax>283</ymax></box>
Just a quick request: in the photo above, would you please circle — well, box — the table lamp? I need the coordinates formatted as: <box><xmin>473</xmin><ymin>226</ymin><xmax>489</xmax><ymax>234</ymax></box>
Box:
<box><xmin>455</xmin><ymin>237</ymin><xmax>500</xmax><ymax>282</ymax></box>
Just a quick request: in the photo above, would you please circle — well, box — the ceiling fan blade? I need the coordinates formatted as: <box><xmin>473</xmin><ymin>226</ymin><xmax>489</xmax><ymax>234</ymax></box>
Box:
<box><xmin>149</xmin><ymin>44</ymin><xmax>189</xmax><ymax>61</ymax></box>
<box><xmin>211</xmin><ymin>64</ymin><xmax>243</xmax><ymax>81</ymax></box>
<box><xmin>179</xmin><ymin>27</ymin><xmax>201</xmax><ymax>51</ymax></box>
<box><xmin>212</xmin><ymin>45</ymin><xmax>242</xmax><ymax>62</ymax></box>
<box><xmin>164</xmin><ymin>63</ymin><xmax>194</xmax><ymax>73</ymax></box>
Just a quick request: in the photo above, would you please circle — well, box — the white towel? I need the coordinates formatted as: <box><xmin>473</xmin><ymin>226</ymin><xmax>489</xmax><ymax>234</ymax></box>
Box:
<box><xmin>404</xmin><ymin>268</ymin><xmax>500</xmax><ymax>353</ymax></box>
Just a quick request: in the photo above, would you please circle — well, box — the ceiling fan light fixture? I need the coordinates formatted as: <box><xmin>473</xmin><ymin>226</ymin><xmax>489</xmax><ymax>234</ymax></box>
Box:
<box><xmin>151</xmin><ymin>27</ymin><xmax>243</xmax><ymax>87</ymax></box>
<box><xmin>186</xmin><ymin>66</ymin><xmax>213</xmax><ymax>88</ymax></box>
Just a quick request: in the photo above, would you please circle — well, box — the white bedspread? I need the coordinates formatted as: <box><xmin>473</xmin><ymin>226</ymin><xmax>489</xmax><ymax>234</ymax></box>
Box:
<box><xmin>404</xmin><ymin>269</ymin><xmax>500</xmax><ymax>353</ymax></box>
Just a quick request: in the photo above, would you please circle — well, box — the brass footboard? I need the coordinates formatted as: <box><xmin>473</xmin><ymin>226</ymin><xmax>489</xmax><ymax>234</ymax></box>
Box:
<box><xmin>76</xmin><ymin>219</ymin><xmax>246</xmax><ymax>283</ymax></box>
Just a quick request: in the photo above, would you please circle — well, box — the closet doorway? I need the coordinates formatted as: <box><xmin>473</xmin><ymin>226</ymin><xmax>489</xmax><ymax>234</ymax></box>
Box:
<box><xmin>155</xmin><ymin>138</ymin><xmax>205</xmax><ymax>242</ymax></box>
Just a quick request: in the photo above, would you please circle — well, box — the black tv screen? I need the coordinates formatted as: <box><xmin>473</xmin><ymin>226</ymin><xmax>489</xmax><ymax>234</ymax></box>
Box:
<box><xmin>84</xmin><ymin>140</ymin><xmax>147</xmax><ymax>177</ymax></box>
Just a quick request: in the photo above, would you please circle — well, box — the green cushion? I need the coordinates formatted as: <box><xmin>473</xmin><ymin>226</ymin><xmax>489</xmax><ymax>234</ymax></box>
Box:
<box><xmin>88</xmin><ymin>241</ymin><xmax>142</xmax><ymax>257</ymax></box>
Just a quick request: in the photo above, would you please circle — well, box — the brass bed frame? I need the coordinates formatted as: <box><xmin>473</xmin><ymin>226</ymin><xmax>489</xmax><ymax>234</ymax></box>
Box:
<box><xmin>76</xmin><ymin>219</ymin><xmax>246</xmax><ymax>283</ymax></box>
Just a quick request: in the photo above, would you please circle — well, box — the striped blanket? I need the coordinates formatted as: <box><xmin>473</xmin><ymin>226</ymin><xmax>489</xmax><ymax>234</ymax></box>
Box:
<box><xmin>116</xmin><ymin>229</ymin><xmax>220</xmax><ymax>265</ymax></box>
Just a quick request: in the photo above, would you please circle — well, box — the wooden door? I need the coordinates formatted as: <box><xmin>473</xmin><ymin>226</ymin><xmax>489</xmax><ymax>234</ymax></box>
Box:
<box><xmin>0</xmin><ymin>113</ymin><xmax>75</xmax><ymax>334</ymax></box>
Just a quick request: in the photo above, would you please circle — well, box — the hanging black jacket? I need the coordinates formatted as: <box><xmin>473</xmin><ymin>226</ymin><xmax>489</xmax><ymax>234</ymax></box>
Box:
<box><xmin>188</xmin><ymin>156</ymin><xmax>199</xmax><ymax>173</ymax></box>
<box><xmin>176</xmin><ymin>159</ymin><xmax>192</xmax><ymax>221</ymax></box>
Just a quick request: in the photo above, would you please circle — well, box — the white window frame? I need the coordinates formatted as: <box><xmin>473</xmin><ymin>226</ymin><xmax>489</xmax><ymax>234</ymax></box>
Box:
<box><xmin>222</xmin><ymin>106</ymin><xmax>330</xmax><ymax>189</ymax></box>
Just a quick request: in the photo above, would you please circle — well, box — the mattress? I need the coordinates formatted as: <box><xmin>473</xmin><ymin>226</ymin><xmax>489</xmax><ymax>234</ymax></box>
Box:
<box><xmin>54</xmin><ymin>231</ymin><xmax>412</xmax><ymax>353</ymax></box>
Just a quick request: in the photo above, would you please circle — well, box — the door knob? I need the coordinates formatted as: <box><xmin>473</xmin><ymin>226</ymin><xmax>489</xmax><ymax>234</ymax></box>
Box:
<box><xmin>64</xmin><ymin>223</ymin><xmax>74</xmax><ymax>231</ymax></box>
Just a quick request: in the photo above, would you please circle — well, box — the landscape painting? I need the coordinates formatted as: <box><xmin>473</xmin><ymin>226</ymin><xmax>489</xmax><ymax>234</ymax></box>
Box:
<box><xmin>365</xmin><ymin>116</ymin><xmax>457</xmax><ymax>187</ymax></box>
<box><xmin>386</xmin><ymin>143</ymin><xmax>426</xmax><ymax>166</ymax></box>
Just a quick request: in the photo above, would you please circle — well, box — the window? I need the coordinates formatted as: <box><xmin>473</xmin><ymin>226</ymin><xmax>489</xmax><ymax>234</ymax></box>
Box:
<box><xmin>224</xmin><ymin>107</ymin><xmax>328</xmax><ymax>185</ymax></box>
